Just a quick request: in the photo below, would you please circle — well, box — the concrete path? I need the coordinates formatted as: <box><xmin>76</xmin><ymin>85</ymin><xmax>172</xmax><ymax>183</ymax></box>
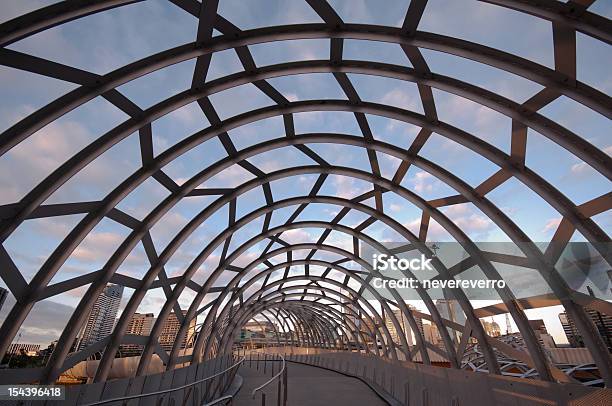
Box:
<box><xmin>233</xmin><ymin>360</ymin><xmax>387</xmax><ymax>405</ymax></box>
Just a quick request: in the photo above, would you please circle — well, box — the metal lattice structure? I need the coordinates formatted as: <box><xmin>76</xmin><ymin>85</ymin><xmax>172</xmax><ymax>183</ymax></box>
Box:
<box><xmin>0</xmin><ymin>0</ymin><xmax>610</xmax><ymax>389</ymax></box>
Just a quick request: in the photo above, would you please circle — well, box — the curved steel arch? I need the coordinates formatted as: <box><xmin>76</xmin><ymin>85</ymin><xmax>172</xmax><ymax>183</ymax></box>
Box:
<box><xmin>201</xmin><ymin>251</ymin><xmax>419</xmax><ymax>360</ymax></box>
<box><xmin>7</xmin><ymin>146</ymin><xmax>608</xmax><ymax>384</ymax></box>
<box><xmin>3</xmin><ymin>112</ymin><xmax>609</xmax><ymax>369</ymax></box>
<box><xmin>173</xmin><ymin>225</ymin><xmax>565</xmax><ymax>382</ymax></box>
<box><xmin>0</xmin><ymin>0</ymin><xmax>610</xmax><ymax>389</ymax></box>
<box><xmin>68</xmin><ymin>137</ymin><xmax>608</xmax><ymax>384</ymax></box>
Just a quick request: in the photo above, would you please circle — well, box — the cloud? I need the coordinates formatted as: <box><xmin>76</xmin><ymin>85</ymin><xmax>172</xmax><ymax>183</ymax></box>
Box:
<box><xmin>389</xmin><ymin>203</ymin><xmax>402</xmax><ymax>212</ymax></box>
<box><xmin>570</xmin><ymin>162</ymin><xmax>588</xmax><ymax>175</ymax></box>
<box><xmin>541</xmin><ymin>217</ymin><xmax>562</xmax><ymax>234</ymax></box>
<box><xmin>329</xmin><ymin>175</ymin><xmax>369</xmax><ymax>199</ymax></box>
<box><xmin>230</xmin><ymin>251</ymin><xmax>260</xmax><ymax>268</ymax></box>
<box><xmin>0</xmin><ymin>120</ymin><xmax>92</xmax><ymax>203</ymax></box>
<box><xmin>381</xmin><ymin>88</ymin><xmax>419</xmax><ymax>111</ymax></box>
<box><xmin>0</xmin><ymin>295</ymin><xmax>74</xmax><ymax>346</ymax></box>
<box><xmin>408</xmin><ymin>170</ymin><xmax>438</xmax><ymax>194</ymax></box>
<box><xmin>442</xmin><ymin>204</ymin><xmax>495</xmax><ymax>237</ymax></box>
<box><xmin>203</xmin><ymin>164</ymin><xmax>256</xmax><ymax>188</ymax></box>
<box><xmin>402</xmin><ymin>204</ymin><xmax>496</xmax><ymax>241</ymax></box>
<box><xmin>72</xmin><ymin>231</ymin><xmax>125</xmax><ymax>262</ymax></box>
<box><xmin>279</xmin><ymin>228</ymin><xmax>313</xmax><ymax>244</ymax></box>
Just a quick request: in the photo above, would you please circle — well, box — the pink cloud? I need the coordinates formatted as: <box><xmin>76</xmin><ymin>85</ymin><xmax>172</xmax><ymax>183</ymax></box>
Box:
<box><xmin>541</xmin><ymin>217</ymin><xmax>562</xmax><ymax>234</ymax></box>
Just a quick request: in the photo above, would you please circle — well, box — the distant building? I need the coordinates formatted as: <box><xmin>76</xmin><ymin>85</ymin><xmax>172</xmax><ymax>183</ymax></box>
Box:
<box><xmin>423</xmin><ymin>323</ymin><xmax>441</xmax><ymax>345</ymax></box>
<box><xmin>408</xmin><ymin>304</ymin><xmax>425</xmax><ymax>340</ymax></box>
<box><xmin>385</xmin><ymin>309</ymin><xmax>411</xmax><ymax>346</ymax></box>
<box><xmin>384</xmin><ymin>305</ymin><xmax>424</xmax><ymax>348</ymax></box>
<box><xmin>340</xmin><ymin>289</ymin><xmax>360</xmax><ymax>331</ymax></box>
<box><xmin>239</xmin><ymin>320</ymin><xmax>276</xmax><ymax>340</ymax></box>
<box><xmin>119</xmin><ymin>313</ymin><xmax>155</xmax><ymax>356</ymax></box>
<box><xmin>528</xmin><ymin>319</ymin><xmax>556</xmax><ymax>349</ymax></box>
<box><xmin>361</xmin><ymin>317</ymin><xmax>377</xmax><ymax>344</ymax></box>
<box><xmin>559</xmin><ymin>309</ymin><xmax>612</xmax><ymax>351</ymax></box>
<box><xmin>0</xmin><ymin>286</ymin><xmax>7</xmax><ymax>314</ymax></box>
<box><xmin>559</xmin><ymin>313</ymin><xmax>579</xmax><ymax>347</ymax></box>
<box><xmin>436</xmin><ymin>300</ymin><xmax>466</xmax><ymax>344</ymax></box>
<box><xmin>497</xmin><ymin>333</ymin><xmax>593</xmax><ymax>364</ymax></box>
<box><xmin>482</xmin><ymin>319</ymin><xmax>501</xmax><ymax>337</ymax></box>
<box><xmin>159</xmin><ymin>311</ymin><xmax>196</xmax><ymax>352</ymax></box>
<box><xmin>7</xmin><ymin>343</ymin><xmax>40</xmax><ymax>356</ymax></box>
<box><xmin>77</xmin><ymin>284</ymin><xmax>124</xmax><ymax>351</ymax></box>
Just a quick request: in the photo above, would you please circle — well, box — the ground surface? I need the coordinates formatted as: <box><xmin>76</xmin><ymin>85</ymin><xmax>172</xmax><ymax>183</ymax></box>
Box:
<box><xmin>233</xmin><ymin>359</ymin><xmax>386</xmax><ymax>405</ymax></box>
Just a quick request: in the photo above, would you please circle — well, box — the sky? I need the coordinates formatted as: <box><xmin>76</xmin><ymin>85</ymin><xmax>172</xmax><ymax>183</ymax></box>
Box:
<box><xmin>0</xmin><ymin>0</ymin><xmax>610</xmax><ymax>348</ymax></box>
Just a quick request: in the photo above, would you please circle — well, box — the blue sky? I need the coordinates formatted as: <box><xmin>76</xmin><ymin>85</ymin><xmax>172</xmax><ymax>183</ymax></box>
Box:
<box><xmin>0</xmin><ymin>0</ymin><xmax>610</xmax><ymax>347</ymax></box>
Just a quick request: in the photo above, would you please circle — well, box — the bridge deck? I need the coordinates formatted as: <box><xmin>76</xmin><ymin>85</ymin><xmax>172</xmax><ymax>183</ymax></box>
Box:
<box><xmin>234</xmin><ymin>361</ymin><xmax>387</xmax><ymax>405</ymax></box>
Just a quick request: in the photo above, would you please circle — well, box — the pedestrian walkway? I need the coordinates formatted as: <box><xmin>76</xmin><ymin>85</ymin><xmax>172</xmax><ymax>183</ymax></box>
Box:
<box><xmin>233</xmin><ymin>359</ymin><xmax>387</xmax><ymax>405</ymax></box>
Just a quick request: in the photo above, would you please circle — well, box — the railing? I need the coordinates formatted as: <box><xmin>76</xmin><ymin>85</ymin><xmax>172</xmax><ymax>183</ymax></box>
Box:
<box><xmin>236</xmin><ymin>347</ymin><xmax>287</xmax><ymax>406</ymax></box>
<box><xmin>81</xmin><ymin>355</ymin><xmax>244</xmax><ymax>406</ymax></box>
<box><xmin>202</xmin><ymin>394</ymin><xmax>235</xmax><ymax>406</ymax></box>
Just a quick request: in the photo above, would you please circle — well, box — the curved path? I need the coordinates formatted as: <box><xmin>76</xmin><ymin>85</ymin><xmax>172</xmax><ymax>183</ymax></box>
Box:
<box><xmin>234</xmin><ymin>361</ymin><xmax>386</xmax><ymax>406</ymax></box>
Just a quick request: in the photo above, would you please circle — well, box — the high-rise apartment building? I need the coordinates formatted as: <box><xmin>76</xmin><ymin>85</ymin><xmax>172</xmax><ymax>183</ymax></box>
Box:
<box><xmin>408</xmin><ymin>304</ymin><xmax>425</xmax><ymax>341</ymax></box>
<box><xmin>384</xmin><ymin>305</ymin><xmax>424</xmax><ymax>347</ymax></box>
<box><xmin>0</xmin><ymin>286</ymin><xmax>7</xmax><ymax>314</ymax></box>
<box><xmin>158</xmin><ymin>310</ymin><xmax>197</xmax><ymax>352</ymax></box>
<box><xmin>7</xmin><ymin>343</ymin><xmax>40</xmax><ymax>356</ymax></box>
<box><xmin>77</xmin><ymin>284</ymin><xmax>123</xmax><ymax>351</ymax></box>
<box><xmin>423</xmin><ymin>323</ymin><xmax>441</xmax><ymax>345</ymax></box>
<box><xmin>435</xmin><ymin>299</ymin><xmax>466</xmax><ymax>344</ymax></box>
<box><xmin>559</xmin><ymin>309</ymin><xmax>612</xmax><ymax>351</ymax></box>
<box><xmin>386</xmin><ymin>309</ymin><xmax>411</xmax><ymax>346</ymax></box>
<box><xmin>119</xmin><ymin>312</ymin><xmax>155</xmax><ymax>356</ymax></box>
<box><xmin>528</xmin><ymin>319</ymin><xmax>556</xmax><ymax>348</ymax></box>
<box><xmin>340</xmin><ymin>289</ymin><xmax>360</xmax><ymax>332</ymax></box>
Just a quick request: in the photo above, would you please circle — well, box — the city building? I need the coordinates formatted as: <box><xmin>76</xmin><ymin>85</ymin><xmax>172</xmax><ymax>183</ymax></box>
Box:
<box><xmin>528</xmin><ymin>319</ymin><xmax>556</xmax><ymax>349</ymax></box>
<box><xmin>482</xmin><ymin>318</ymin><xmax>501</xmax><ymax>337</ymax></box>
<box><xmin>385</xmin><ymin>309</ymin><xmax>412</xmax><ymax>346</ymax></box>
<box><xmin>0</xmin><ymin>286</ymin><xmax>7</xmax><ymax>314</ymax></box>
<box><xmin>383</xmin><ymin>305</ymin><xmax>424</xmax><ymax>348</ymax></box>
<box><xmin>239</xmin><ymin>320</ymin><xmax>276</xmax><ymax>340</ymax></box>
<box><xmin>559</xmin><ymin>309</ymin><xmax>612</xmax><ymax>351</ymax></box>
<box><xmin>340</xmin><ymin>289</ymin><xmax>361</xmax><ymax>331</ymax></box>
<box><xmin>435</xmin><ymin>299</ymin><xmax>466</xmax><ymax>344</ymax></box>
<box><xmin>77</xmin><ymin>284</ymin><xmax>124</xmax><ymax>351</ymax></box>
<box><xmin>119</xmin><ymin>313</ymin><xmax>155</xmax><ymax>356</ymax></box>
<box><xmin>159</xmin><ymin>310</ymin><xmax>197</xmax><ymax>352</ymax></box>
<box><xmin>423</xmin><ymin>323</ymin><xmax>441</xmax><ymax>345</ymax></box>
<box><xmin>361</xmin><ymin>316</ymin><xmax>377</xmax><ymax>345</ymax></box>
<box><xmin>408</xmin><ymin>304</ymin><xmax>425</xmax><ymax>340</ymax></box>
<box><xmin>7</xmin><ymin>343</ymin><xmax>40</xmax><ymax>356</ymax></box>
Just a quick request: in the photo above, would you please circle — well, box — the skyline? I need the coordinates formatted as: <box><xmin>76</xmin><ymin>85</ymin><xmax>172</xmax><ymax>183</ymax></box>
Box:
<box><xmin>0</xmin><ymin>288</ymin><xmax>576</xmax><ymax>347</ymax></box>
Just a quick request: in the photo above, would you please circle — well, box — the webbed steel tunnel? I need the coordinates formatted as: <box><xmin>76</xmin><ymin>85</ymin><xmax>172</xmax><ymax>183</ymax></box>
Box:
<box><xmin>0</xmin><ymin>0</ymin><xmax>610</xmax><ymax>405</ymax></box>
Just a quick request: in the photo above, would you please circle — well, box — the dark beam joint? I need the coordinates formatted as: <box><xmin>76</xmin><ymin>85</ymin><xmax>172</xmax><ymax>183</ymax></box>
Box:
<box><xmin>138</xmin><ymin>124</ymin><xmax>154</xmax><ymax>166</ymax></box>
<box><xmin>191</xmin><ymin>0</ymin><xmax>219</xmax><ymax>87</ymax></box>
<box><xmin>106</xmin><ymin>208</ymin><xmax>141</xmax><ymax>229</ymax></box>
<box><xmin>187</xmin><ymin>188</ymin><xmax>233</xmax><ymax>196</ymax></box>
<box><xmin>401</xmin><ymin>0</ymin><xmax>428</xmax><ymax>36</ymax></box>
<box><xmin>0</xmin><ymin>246</ymin><xmax>28</xmax><ymax>300</ymax></box>
<box><xmin>552</xmin><ymin>22</ymin><xmax>577</xmax><ymax>83</ymax></box>
<box><xmin>305</xmin><ymin>0</ymin><xmax>344</xmax><ymax>26</ymax></box>
<box><xmin>152</xmin><ymin>170</ymin><xmax>180</xmax><ymax>193</ymax></box>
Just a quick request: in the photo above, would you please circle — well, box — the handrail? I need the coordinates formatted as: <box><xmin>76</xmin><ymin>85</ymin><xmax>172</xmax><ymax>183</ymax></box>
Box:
<box><xmin>82</xmin><ymin>355</ymin><xmax>245</xmax><ymax>406</ymax></box>
<box><xmin>251</xmin><ymin>351</ymin><xmax>286</xmax><ymax>398</ymax></box>
<box><xmin>202</xmin><ymin>394</ymin><xmax>234</xmax><ymax>406</ymax></box>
